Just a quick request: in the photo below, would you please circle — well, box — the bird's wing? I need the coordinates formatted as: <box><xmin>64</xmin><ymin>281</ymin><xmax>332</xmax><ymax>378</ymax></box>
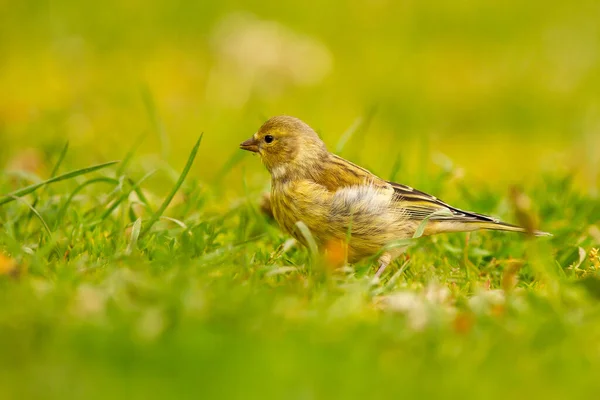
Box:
<box><xmin>387</xmin><ymin>181</ymin><xmax>500</xmax><ymax>223</ymax></box>
<box><xmin>323</xmin><ymin>154</ymin><xmax>496</xmax><ymax>223</ymax></box>
<box><xmin>320</xmin><ymin>154</ymin><xmax>495</xmax><ymax>222</ymax></box>
<box><xmin>387</xmin><ymin>181</ymin><xmax>553</xmax><ymax>236</ymax></box>
<box><xmin>316</xmin><ymin>154</ymin><xmax>391</xmax><ymax>191</ymax></box>
<box><xmin>316</xmin><ymin>154</ymin><xmax>545</xmax><ymax>235</ymax></box>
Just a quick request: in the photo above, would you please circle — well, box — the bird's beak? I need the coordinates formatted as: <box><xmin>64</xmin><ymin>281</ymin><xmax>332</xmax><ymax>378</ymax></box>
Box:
<box><xmin>240</xmin><ymin>137</ymin><xmax>260</xmax><ymax>153</ymax></box>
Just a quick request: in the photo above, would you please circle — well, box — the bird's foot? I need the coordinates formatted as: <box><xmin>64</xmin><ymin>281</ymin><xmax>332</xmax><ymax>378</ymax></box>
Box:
<box><xmin>374</xmin><ymin>253</ymin><xmax>392</xmax><ymax>278</ymax></box>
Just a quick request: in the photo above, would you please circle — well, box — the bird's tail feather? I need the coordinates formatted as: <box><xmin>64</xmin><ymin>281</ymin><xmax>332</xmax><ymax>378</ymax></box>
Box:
<box><xmin>426</xmin><ymin>219</ymin><xmax>552</xmax><ymax>237</ymax></box>
<box><xmin>472</xmin><ymin>221</ymin><xmax>552</xmax><ymax>237</ymax></box>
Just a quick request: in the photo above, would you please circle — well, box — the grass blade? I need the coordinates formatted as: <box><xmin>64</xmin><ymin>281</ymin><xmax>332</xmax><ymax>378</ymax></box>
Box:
<box><xmin>295</xmin><ymin>221</ymin><xmax>318</xmax><ymax>259</ymax></box>
<box><xmin>214</xmin><ymin>150</ymin><xmax>245</xmax><ymax>184</ymax></box>
<box><xmin>335</xmin><ymin>105</ymin><xmax>377</xmax><ymax>154</ymax></box>
<box><xmin>141</xmin><ymin>84</ymin><xmax>169</xmax><ymax>159</ymax></box>
<box><xmin>412</xmin><ymin>209</ymin><xmax>454</xmax><ymax>239</ymax></box>
<box><xmin>53</xmin><ymin>177</ymin><xmax>120</xmax><ymax>231</ymax></box>
<box><xmin>9</xmin><ymin>196</ymin><xmax>52</xmax><ymax>238</ymax></box>
<box><xmin>388</xmin><ymin>153</ymin><xmax>403</xmax><ymax>182</ymax></box>
<box><xmin>128</xmin><ymin>177</ymin><xmax>155</xmax><ymax>214</ymax></box>
<box><xmin>27</xmin><ymin>141</ymin><xmax>70</xmax><ymax>224</ymax></box>
<box><xmin>116</xmin><ymin>132</ymin><xmax>148</xmax><ymax>176</ymax></box>
<box><xmin>335</xmin><ymin>116</ymin><xmax>363</xmax><ymax>154</ymax></box>
<box><xmin>126</xmin><ymin>218</ymin><xmax>142</xmax><ymax>255</ymax></box>
<box><xmin>0</xmin><ymin>161</ymin><xmax>119</xmax><ymax>206</ymax></box>
<box><xmin>50</xmin><ymin>141</ymin><xmax>69</xmax><ymax>178</ymax></box>
<box><xmin>141</xmin><ymin>134</ymin><xmax>203</xmax><ymax>236</ymax></box>
<box><xmin>96</xmin><ymin>170</ymin><xmax>157</xmax><ymax>223</ymax></box>
<box><xmin>159</xmin><ymin>216</ymin><xmax>188</xmax><ymax>229</ymax></box>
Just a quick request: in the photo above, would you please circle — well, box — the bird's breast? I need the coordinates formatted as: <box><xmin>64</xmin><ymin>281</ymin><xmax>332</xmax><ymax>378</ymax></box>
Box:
<box><xmin>270</xmin><ymin>180</ymin><xmax>330</xmax><ymax>243</ymax></box>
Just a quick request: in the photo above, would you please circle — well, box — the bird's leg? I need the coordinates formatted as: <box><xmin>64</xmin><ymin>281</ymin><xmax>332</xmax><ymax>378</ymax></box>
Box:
<box><xmin>375</xmin><ymin>252</ymin><xmax>392</xmax><ymax>278</ymax></box>
<box><xmin>374</xmin><ymin>247</ymin><xmax>408</xmax><ymax>278</ymax></box>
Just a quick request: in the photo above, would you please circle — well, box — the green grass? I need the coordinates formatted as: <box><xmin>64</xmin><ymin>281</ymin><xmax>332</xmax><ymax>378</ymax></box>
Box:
<box><xmin>1</xmin><ymin>139</ymin><xmax>599</xmax><ymax>399</ymax></box>
<box><xmin>2</xmin><ymin>0</ymin><xmax>600</xmax><ymax>398</ymax></box>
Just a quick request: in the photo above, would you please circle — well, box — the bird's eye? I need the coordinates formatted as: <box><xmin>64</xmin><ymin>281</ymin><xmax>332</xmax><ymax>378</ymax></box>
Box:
<box><xmin>264</xmin><ymin>135</ymin><xmax>274</xmax><ymax>144</ymax></box>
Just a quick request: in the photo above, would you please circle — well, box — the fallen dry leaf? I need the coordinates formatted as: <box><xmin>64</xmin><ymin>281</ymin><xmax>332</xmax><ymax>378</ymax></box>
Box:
<box><xmin>0</xmin><ymin>253</ymin><xmax>18</xmax><ymax>276</ymax></box>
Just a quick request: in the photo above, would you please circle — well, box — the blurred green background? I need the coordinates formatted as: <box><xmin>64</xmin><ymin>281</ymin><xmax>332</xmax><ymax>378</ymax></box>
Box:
<box><xmin>2</xmin><ymin>2</ymin><xmax>600</xmax><ymax>399</ymax></box>
<box><xmin>2</xmin><ymin>0</ymin><xmax>599</xmax><ymax>195</ymax></box>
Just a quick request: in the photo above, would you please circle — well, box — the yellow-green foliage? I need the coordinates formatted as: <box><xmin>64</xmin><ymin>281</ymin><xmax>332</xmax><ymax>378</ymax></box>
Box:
<box><xmin>1</xmin><ymin>1</ymin><xmax>600</xmax><ymax>399</ymax></box>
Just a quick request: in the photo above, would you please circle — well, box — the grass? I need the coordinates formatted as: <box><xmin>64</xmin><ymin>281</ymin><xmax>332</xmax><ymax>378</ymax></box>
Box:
<box><xmin>1</xmin><ymin>136</ymin><xmax>599</xmax><ymax>400</ymax></box>
<box><xmin>2</xmin><ymin>0</ymin><xmax>600</xmax><ymax>398</ymax></box>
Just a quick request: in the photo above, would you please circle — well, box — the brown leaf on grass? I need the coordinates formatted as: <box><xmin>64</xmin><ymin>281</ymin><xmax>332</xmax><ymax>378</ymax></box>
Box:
<box><xmin>502</xmin><ymin>259</ymin><xmax>524</xmax><ymax>292</ymax></box>
<box><xmin>509</xmin><ymin>186</ymin><xmax>539</xmax><ymax>235</ymax></box>
<box><xmin>453</xmin><ymin>312</ymin><xmax>474</xmax><ymax>335</ymax></box>
<box><xmin>483</xmin><ymin>279</ymin><xmax>491</xmax><ymax>291</ymax></box>
<box><xmin>490</xmin><ymin>304</ymin><xmax>506</xmax><ymax>317</ymax></box>
<box><xmin>0</xmin><ymin>253</ymin><xmax>18</xmax><ymax>276</ymax></box>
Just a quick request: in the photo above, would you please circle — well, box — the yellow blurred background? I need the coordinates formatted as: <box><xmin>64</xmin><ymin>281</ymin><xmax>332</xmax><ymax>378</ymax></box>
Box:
<box><xmin>1</xmin><ymin>0</ymin><xmax>599</xmax><ymax>196</ymax></box>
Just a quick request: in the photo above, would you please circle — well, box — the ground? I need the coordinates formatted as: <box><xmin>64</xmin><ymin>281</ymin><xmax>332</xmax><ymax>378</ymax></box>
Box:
<box><xmin>1</xmin><ymin>1</ymin><xmax>600</xmax><ymax>399</ymax></box>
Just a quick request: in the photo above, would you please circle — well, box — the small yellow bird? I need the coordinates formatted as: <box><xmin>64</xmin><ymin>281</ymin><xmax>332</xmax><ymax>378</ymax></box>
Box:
<box><xmin>240</xmin><ymin>115</ymin><xmax>549</xmax><ymax>276</ymax></box>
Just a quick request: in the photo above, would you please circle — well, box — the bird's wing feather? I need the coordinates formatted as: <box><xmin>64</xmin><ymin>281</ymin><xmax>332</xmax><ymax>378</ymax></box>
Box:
<box><xmin>313</xmin><ymin>153</ymin><xmax>542</xmax><ymax>235</ymax></box>
<box><xmin>387</xmin><ymin>181</ymin><xmax>500</xmax><ymax>223</ymax></box>
<box><xmin>316</xmin><ymin>154</ymin><xmax>391</xmax><ymax>191</ymax></box>
<box><xmin>322</xmin><ymin>154</ymin><xmax>499</xmax><ymax>224</ymax></box>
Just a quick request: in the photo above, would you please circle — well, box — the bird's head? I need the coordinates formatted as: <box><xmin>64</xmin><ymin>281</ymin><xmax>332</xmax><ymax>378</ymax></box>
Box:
<box><xmin>240</xmin><ymin>116</ymin><xmax>327</xmax><ymax>177</ymax></box>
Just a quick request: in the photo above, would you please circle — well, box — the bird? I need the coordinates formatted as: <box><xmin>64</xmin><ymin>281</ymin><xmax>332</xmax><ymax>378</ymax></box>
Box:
<box><xmin>240</xmin><ymin>115</ymin><xmax>550</xmax><ymax>276</ymax></box>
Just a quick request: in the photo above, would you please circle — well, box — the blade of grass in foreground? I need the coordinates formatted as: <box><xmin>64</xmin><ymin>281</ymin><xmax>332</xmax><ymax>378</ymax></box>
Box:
<box><xmin>141</xmin><ymin>84</ymin><xmax>169</xmax><ymax>159</ymax></box>
<box><xmin>26</xmin><ymin>142</ymin><xmax>70</xmax><ymax>224</ymax></box>
<box><xmin>95</xmin><ymin>170</ymin><xmax>157</xmax><ymax>223</ymax></box>
<box><xmin>116</xmin><ymin>132</ymin><xmax>147</xmax><ymax>176</ymax></box>
<box><xmin>0</xmin><ymin>161</ymin><xmax>119</xmax><ymax>206</ymax></box>
<box><xmin>8</xmin><ymin>195</ymin><xmax>52</xmax><ymax>238</ymax></box>
<box><xmin>412</xmin><ymin>209</ymin><xmax>454</xmax><ymax>239</ymax></box>
<box><xmin>140</xmin><ymin>134</ymin><xmax>203</xmax><ymax>236</ymax></box>
<box><xmin>53</xmin><ymin>177</ymin><xmax>120</xmax><ymax>231</ymax></box>
<box><xmin>50</xmin><ymin>141</ymin><xmax>70</xmax><ymax>178</ymax></box>
<box><xmin>125</xmin><ymin>218</ymin><xmax>142</xmax><ymax>255</ymax></box>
